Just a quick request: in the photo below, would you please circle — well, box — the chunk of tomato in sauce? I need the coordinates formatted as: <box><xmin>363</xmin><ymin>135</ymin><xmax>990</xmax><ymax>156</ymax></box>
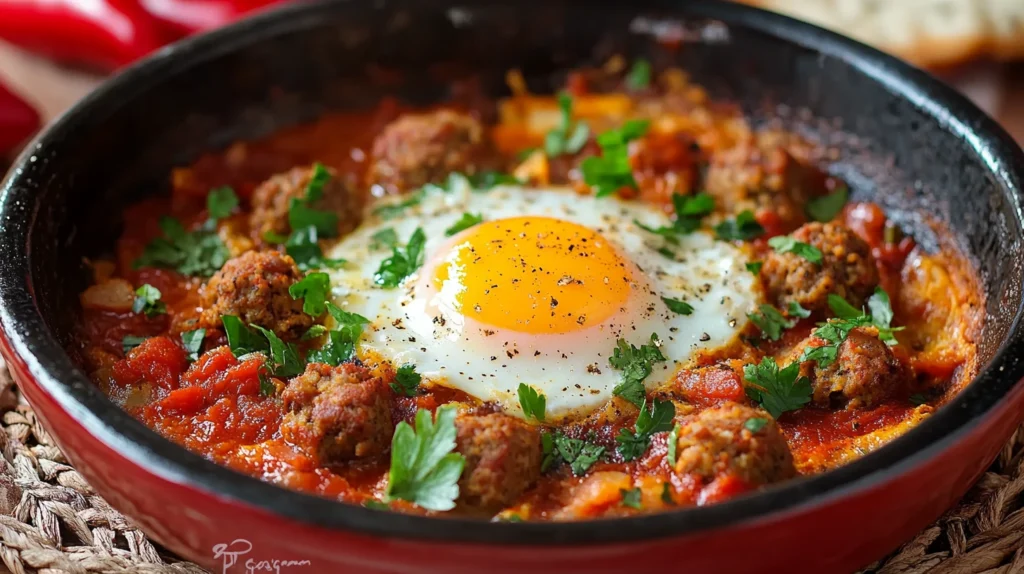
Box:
<box><xmin>115</xmin><ymin>336</ymin><xmax>188</xmax><ymax>392</ymax></box>
<box><xmin>675</xmin><ymin>367</ymin><xmax>746</xmax><ymax>408</ymax></box>
<box><xmin>697</xmin><ymin>474</ymin><xmax>753</xmax><ymax>505</ymax></box>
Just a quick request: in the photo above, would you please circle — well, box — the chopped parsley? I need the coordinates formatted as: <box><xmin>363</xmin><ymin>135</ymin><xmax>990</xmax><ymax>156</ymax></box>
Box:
<box><xmin>543</xmin><ymin>431</ymin><xmax>605</xmax><ymax>476</ymax></box>
<box><xmin>362</xmin><ymin>500</ymin><xmax>390</xmax><ymax>511</ymax></box>
<box><xmin>374</xmin><ymin>227</ymin><xmax>427</xmax><ymax>288</ymax></box>
<box><xmin>288</xmin><ymin>272</ymin><xmax>331</xmax><ymax>317</ymax></box>
<box><xmin>250</xmin><ymin>325</ymin><xmax>304</xmax><ymax>378</ymax></box>
<box><xmin>625</xmin><ymin>58</ymin><xmax>652</xmax><ymax>90</ymax></box>
<box><xmin>122</xmin><ymin>335</ymin><xmax>147</xmax><ymax>355</ymax></box>
<box><xmin>768</xmin><ymin>235</ymin><xmax>823</xmax><ymax>264</ymax></box>
<box><xmin>132</xmin><ymin>284</ymin><xmax>166</xmax><ymax>317</ymax></box>
<box><xmin>258</xmin><ymin>368</ymin><xmax>276</xmax><ymax>397</ymax></box>
<box><xmin>616</xmin><ymin>398</ymin><xmax>675</xmax><ymax>461</ymax></box>
<box><xmin>371</xmin><ymin>228</ymin><xmax>399</xmax><ymax>250</ymax></box>
<box><xmin>221</xmin><ymin>315</ymin><xmax>269</xmax><ymax>357</ymax></box>
<box><xmin>743</xmin><ymin>357</ymin><xmax>812</xmax><ymax>418</ymax></box>
<box><xmin>609</xmin><ymin>334</ymin><xmax>666</xmax><ymax>408</ymax></box>
<box><xmin>517</xmin><ymin>383</ymin><xmax>546</xmax><ymax>422</ymax></box>
<box><xmin>748</xmin><ymin>304</ymin><xmax>795</xmax><ymax>341</ymax></box>
<box><xmin>390</xmin><ymin>364</ymin><xmax>422</xmax><ymax>397</ymax></box>
<box><xmin>715</xmin><ymin>210</ymin><xmax>764</xmax><ymax>241</ymax></box>
<box><xmin>635</xmin><ymin>193</ymin><xmax>715</xmax><ymax>242</ymax></box>
<box><xmin>180</xmin><ymin>329</ymin><xmax>205</xmax><ymax>362</ymax></box>
<box><xmin>221</xmin><ymin>315</ymin><xmax>303</xmax><ymax>378</ymax></box>
<box><xmin>661</xmin><ymin>483</ymin><xmax>675</xmax><ymax>505</ymax></box>
<box><xmin>620</xmin><ymin>487</ymin><xmax>643</xmax><ymax>509</ymax></box>
<box><xmin>545</xmin><ymin>92</ymin><xmax>590</xmax><ymax>157</ymax></box>
<box><xmin>445</xmin><ymin>212</ymin><xmax>484</xmax><ymax>237</ymax></box>
<box><xmin>746</xmin><ymin>261</ymin><xmax>763</xmax><ymax>275</ymax></box>
<box><xmin>284</xmin><ymin>226</ymin><xmax>346</xmax><ymax>272</ymax></box>
<box><xmin>788</xmin><ymin>301</ymin><xmax>811</xmax><ymax>319</ymax></box>
<box><xmin>307</xmin><ymin>303</ymin><xmax>370</xmax><ymax>366</ymax></box>
<box><xmin>206</xmin><ymin>186</ymin><xmax>239</xmax><ymax>220</ymax></box>
<box><xmin>134</xmin><ymin>216</ymin><xmax>230</xmax><ymax>278</ymax></box>
<box><xmin>259</xmin><ymin>163</ymin><xmax>345</xmax><ymax>271</ymax></box>
<box><xmin>582</xmin><ymin>119</ymin><xmax>650</xmax><ymax>197</ymax></box>
<box><xmin>385</xmin><ymin>406</ymin><xmax>466</xmax><ymax>511</ymax></box>
<box><xmin>661</xmin><ymin>297</ymin><xmax>693</xmax><ymax>316</ymax></box>
<box><xmin>805</xmin><ymin>184</ymin><xmax>849</xmax><ymax>222</ymax></box>
<box><xmin>469</xmin><ymin>171</ymin><xmax>525</xmax><ymax>190</ymax></box>
<box><xmin>373</xmin><ymin>191</ymin><xmax>424</xmax><ymax>220</ymax></box>
<box><xmin>744</xmin><ymin>417</ymin><xmax>769</xmax><ymax>433</ymax></box>
<box><xmin>666</xmin><ymin>423</ymin><xmax>679</xmax><ymax>465</ymax></box>
<box><xmin>801</xmin><ymin>289</ymin><xmax>903</xmax><ymax>368</ymax></box>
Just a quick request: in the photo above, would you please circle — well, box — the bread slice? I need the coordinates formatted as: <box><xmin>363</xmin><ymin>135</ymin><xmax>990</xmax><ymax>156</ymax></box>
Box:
<box><xmin>736</xmin><ymin>0</ymin><xmax>1024</xmax><ymax>69</ymax></box>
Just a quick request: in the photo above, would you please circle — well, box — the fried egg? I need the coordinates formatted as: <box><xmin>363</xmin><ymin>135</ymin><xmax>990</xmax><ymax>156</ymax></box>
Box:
<box><xmin>326</xmin><ymin>179</ymin><xmax>762</xmax><ymax>420</ymax></box>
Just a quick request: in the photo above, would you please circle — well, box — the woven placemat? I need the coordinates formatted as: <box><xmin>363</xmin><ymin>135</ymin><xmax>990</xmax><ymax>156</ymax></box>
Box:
<box><xmin>0</xmin><ymin>361</ymin><xmax>1020</xmax><ymax>574</ymax></box>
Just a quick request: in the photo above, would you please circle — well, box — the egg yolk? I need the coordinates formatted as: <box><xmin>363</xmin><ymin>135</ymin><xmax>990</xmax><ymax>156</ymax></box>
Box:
<box><xmin>431</xmin><ymin>216</ymin><xmax>637</xmax><ymax>334</ymax></box>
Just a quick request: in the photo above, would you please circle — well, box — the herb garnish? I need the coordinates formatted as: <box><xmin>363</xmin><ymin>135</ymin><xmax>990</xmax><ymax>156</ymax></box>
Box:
<box><xmin>133</xmin><ymin>211</ymin><xmax>232</xmax><ymax>278</ymax></box>
<box><xmin>768</xmin><ymin>235</ymin><xmax>823</xmax><ymax>264</ymax></box>
<box><xmin>288</xmin><ymin>272</ymin><xmax>331</xmax><ymax>317</ymax></box>
<box><xmin>625</xmin><ymin>58</ymin><xmax>652</xmax><ymax>90</ymax></box>
<box><xmin>221</xmin><ymin>315</ymin><xmax>303</xmax><ymax>377</ymax></box>
<box><xmin>445</xmin><ymin>213</ymin><xmax>484</xmax><ymax>237</ymax></box>
<box><xmin>582</xmin><ymin>119</ymin><xmax>650</xmax><ymax>197</ymax></box>
<box><xmin>743</xmin><ymin>357</ymin><xmax>812</xmax><ymax>418</ymax></box>
<box><xmin>635</xmin><ymin>193</ymin><xmax>715</xmax><ymax>242</ymax></box>
<box><xmin>371</xmin><ymin>228</ymin><xmax>399</xmax><ymax>250</ymax></box>
<box><xmin>206</xmin><ymin>186</ymin><xmax>239</xmax><ymax>220</ymax></box>
<box><xmin>390</xmin><ymin>364</ymin><xmax>422</xmax><ymax>397</ymax></box>
<box><xmin>545</xmin><ymin>93</ymin><xmax>590</xmax><ymax>157</ymax></box>
<box><xmin>748</xmin><ymin>304</ymin><xmax>795</xmax><ymax>341</ymax></box>
<box><xmin>744</xmin><ymin>417</ymin><xmax>768</xmax><ymax>433</ymax></box>
<box><xmin>517</xmin><ymin>383</ymin><xmax>546</xmax><ymax>422</ymax></box>
<box><xmin>620</xmin><ymin>487</ymin><xmax>643</xmax><ymax>509</ymax></box>
<box><xmin>374</xmin><ymin>227</ymin><xmax>426</xmax><ymax>288</ymax></box>
<box><xmin>609</xmin><ymin>334</ymin><xmax>666</xmax><ymax>408</ymax></box>
<box><xmin>801</xmin><ymin>289</ymin><xmax>902</xmax><ymax>368</ymax></box>
<box><xmin>307</xmin><ymin>303</ymin><xmax>370</xmax><ymax>366</ymax></box>
<box><xmin>661</xmin><ymin>297</ymin><xmax>694</xmax><ymax>316</ymax></box>
<box><xmin>180</xmin><ymin>329</ymin><xmax>205</xmax><ymax>362</ymax></box>
<box><xmin>284</xmin><ymin>226</ymin><xmax>346</xmax><ymax>272</ymax></box>
<box><xmin>788</xmin><ymin>301</ymin><xmax>811</xmax><ymax>319</ymax></box>
<box><xmin>543</xmin><ymin>431</ymin><xmax>606</xmax><ymax>476</ymax></box>
<box><xmin>615</xmin><ymin>398</ymin><xmax>675</xmax><ymax>461</ymax></box>
<box><xmin>385</xmin><ymin>406</ymin><xmax>466</xmax><ymax>511</ymax></box>
<box><xmin>122</xmin><ymin>335</ymin><xmax>147</xmax><ymax>355</ymax></box>
<box><xmin>661</xmin><ymin>483</ymin><xmax>675</xmax><ymax>505</ymax></box>
<box><xmin>259</xmin><ymin>163</ymin><xmax>345</xmax><ymax>271</ymax></box>
<box><xmin>715</xmin><ymin>210</ymin><xmax>764</xmax><ymax>241</ymax></box>
<box><xmin>132</xmin><ymin>284</ymin><xmax>166</xmax><ymax>317</ymax></box>
<box><xmin>805</xmin><ymin>184</ymin><xmax>849</xmax><ymax>222</ymax></box>
<box><xmin>666</xmin><ymin>423</ymin><xmax>679</xmax><ymax>465</ymax></box>
<box><xmin>373</xmin><ymin>191</ymin><xmax>424</xmax><ymax>220</ymax></box>
<box><xmin>746</xmin><ymin>261</ymin><xmax>763</xmax><ymax>275</ymax></box>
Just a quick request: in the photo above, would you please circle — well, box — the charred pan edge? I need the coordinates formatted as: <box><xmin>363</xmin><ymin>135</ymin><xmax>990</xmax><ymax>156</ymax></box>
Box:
<box><xmin>0</xmin><ymin>0</ymin><xmax>1023</xmax><ymax>545</ymax></box>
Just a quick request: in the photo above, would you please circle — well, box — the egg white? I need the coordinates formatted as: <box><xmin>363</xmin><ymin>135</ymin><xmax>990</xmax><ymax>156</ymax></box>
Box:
<box><xmin>326</xmin><ymin>179</ymin><xmax>763</xmax><ymax>420</ymax></box>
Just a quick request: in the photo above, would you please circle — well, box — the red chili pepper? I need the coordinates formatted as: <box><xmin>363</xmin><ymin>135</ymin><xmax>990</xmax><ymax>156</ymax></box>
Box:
<box><xmin>139</xmin><ymin>0</ymin><xmax>285</xmax><ymax>37</ymax></box>
<box><xmin>0</xmin><ymin>0</ymin><xmax>167</xmax><ymax>71</ymax></box>
<box><xmin>0</xmin><ymin>82</ymin><xmax>40</xmax><ymax>156</ymax></box>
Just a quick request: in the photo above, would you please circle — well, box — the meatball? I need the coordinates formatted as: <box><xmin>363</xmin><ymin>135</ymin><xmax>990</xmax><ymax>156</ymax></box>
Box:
<box><xmin>790</xmin><ymin>327</ymin><xmax>907</xmax><ymax>409</ymax></box>
<box><xmin>280</xmin><ymin>362</ymin><xmax>393</xmax><ymax>464</ymax></box>
<box><xmin>368</xmin><ymin>110</ymin><xmax>486</xmax><ymax>193</ymax></box>
<box><xmin>454</xmin><ymin>412</ymin><xmax>542</xmax><ymax>511</ymax></box>
<box><xmin>199</xmin><ymin>250</ymin><xmax>311</xmax><ymax>339</ymax></box>
<box><xmin>674</xmin><ymin>402</ymin><xmax>796</xmax><ymax>486</ymax></box>
<box><xmin>249</xmin><ymin>164</ymin><xmax>360</xmax><ymax>242</ymax></box>
<box><xmin>761</xmin><ymin>222</ymin><xmax>878</xmax><ymax>314</ymax></box>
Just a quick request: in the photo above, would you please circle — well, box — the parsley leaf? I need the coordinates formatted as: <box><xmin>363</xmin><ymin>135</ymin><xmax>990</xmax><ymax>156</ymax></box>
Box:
<box><xmin>666</xmin><ymin>423</ymin><xmax>679</xmax><ymax>465</ymax></box>
<box><xmin>545</xmin><ymin>93</ymin><xmax>590</xmax><ymax>157</ymax></box>
<box><xmin>180</xmin><ymin>328</ymin><xmax>205</xmax><ymax>362</ymax></box>
<box><xmin>800</xmin><ymin>291</ymin><xmax>904</xmax><ymax>367</ymax></box>
<box><xmin>469</xmin><ymin>171</ymin><xmax>525</xmax><ymax>190</ymax></box>
<box><xmin>288</xmin><ymin>272</ymin><xmax>331</xmax><ymax>317</ymax></box>
<box><xmin>122</xmin><ymin>335</ymin><xmax>147</xmax><ymax>355</ymax></box>
<box><xmin>302</xmin><ymin>162</ymin><xmax>333</xmax><ymax>202</ymax></box>
<box><xmin>258</xmin><ymin>368</ymin><xmax>276</xmax><ymax>397</ymax></box>
<box><xmin>620</xmin><ymin>487</ymin><xmax>643</xmax><ymax>509</ymax></box>
<box><xmin>371</xmin><ymin>228</ymin><xmax>399</xmax><ymax>250</ymax></box>
<box><xmin>374</xmin><ymin>227</ymin><xmax>426</xmax><ymax>288</ymax></box>
<box><xmin>715</xmin><ymin>210</ymin><xmax>764</xmax><ymax>241</ymax></box>
<box><xmin>307</xmin><ymin>303</ymin><xmax>370</xmax><ymax>366</ymax></box>
<box><xmin>373</xmin><ymin>191</ymin><xmax>424</xmax><ymax>220</ymax></box>
<box><xmin>134</xmin><ymin>216</ymin><xmax>230</xmax><ymax>277</ymax></box>
<box><xmin>661</xmin><ymin>483</ymin><xmax>675</xmax><ymax>505</ymax></box>
<box><xmin>250</xmin><ymin>325</ymin><xmax>304</xmax><ymax>378</ymax></box>
<box><xmin>743</xmin><ymin>357</ymin><xmax>812</xmax><ymax>418</ymax></box>
<box><xmin>744</xmin><ymin>417</ymin><xmax>768</xmax><ymax>433</ymax></box>
<box><xmin>616</xmin><ymin>398</ymin><xmax>675</xmax><ymax>461</ymax></box>
<box><xmin>284</xmin><ymin>226</ymin><xmax>346</xmax><ymax>271</ymax></box>
<box><xmin>661</xmin><ymin>297</ymin><xmax>693</xmax><ymax>316</ymax></box>
<box><xmin>748</xmin><ymin>304</ymin><xmax>795</xmax><ymax>341</ymax></box>
<box><xmin>626</xmin><ymin>58</ymin><xmax>652</xmax><ymax>90</ymax></box>
<box><xmin>301</xmin><ymin>325</ymin><xmax>329</xmax><ymax>340</ymax></box>
<box><xmin>517</xmin><ymin>383</ymin><xmax>546</xmax><ymax>422</ymax></box>
<box><xmin>221</xmin><ymin>315</ymin><xmax>269</xmax><ymax>357</ymax></box>
<box><xmin>391</xmin><ymin>364</ymin><xmax>422</xmax><ymax>397</ymax></box>
<box><xmin>550</xmin><ymin>432</ymin><xmax>605</xmax><ymax>476</ymax></box>
<box><xmin>132</xmin><ymin>284</ymin><xmax>166</xmax><ymax>317</ymax></box>
<box><xmin>636</xmin><ymin>193</ymin><xmax>716</xmax><ymax>243</ymax></box>
<box><xmin>206</xmin><ymin>186</ymin><xmax>239</xmax><ymax>221</ymax></box>
<box><xmin>788</xmin><ymin>301</ymin><xmax>811</xmax><ymax>319</ymax></box>
<box><xmin>385</xmin><ymin>406</ymin><xmax>466</xmax><ymax>511</ymax></box>
<box><xmin>746</xmin><ymin>261</ymin><xmax>763</xmax><ymax>275</ymax></box>
<box><xmin>806</xmin><ymin>184</ymin><xmax>849</xmax><ymax>222</ymax></box>
<box><xmin>609</xmin><ymin>334</ymin><xmax>666</xmax><ymax>407</ymax></box>
<box><xmin>867</xmin><ymin>287</ymin><xmax>902</xmax><ymax>345</ymax></box>
<box><xmin>582</xmin><ymin>120</ymin><xmax>649</xmax><ymax>197</ymax></box>
<box><xmin>768</xmin><ymin>235</ymin><xmax>823</xmax><ymax>264</ymax></box>
<box><xmin>445</xmin><ymin>213</ymin><xmax>484</xmax><ymax>237</ymax></box>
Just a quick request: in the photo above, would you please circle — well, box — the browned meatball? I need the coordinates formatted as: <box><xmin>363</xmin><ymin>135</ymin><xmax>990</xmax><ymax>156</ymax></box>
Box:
<box><xmin>249</xmin><ymin>164</ymin><xmax>361</xmax><ymax>242</ymax></box>
<box><xmin>199</xmin><ymin>250</ymin><xmax>311</xmax><ymax>339</ymax></box>
<box><xmin>280</xmin><ymin>362</ymin><xmax>393</xmax><ymax>464</ymax></box>
<box><xmin>368</xmin><ymin>110</ymin><xmax>486</xmax><ymax>193</ymax></box>
<box><xmin>454</xmin><ymin>412</ymin><xmax>542</xmax><ymax>511</ymax></box>
<box><xmin>761</xmin><ymin>222</ymin><xmax>878</xmax><ymax>314</ymax></box>
<box><xmin>790</xmin><ymin>327</ymin><xmax>907</xmax><ymax>409</ymax></box>
<box><xmin>674</xmin><ymin>402</ymin><xmax>796</xmax><ymax>486</ymax></box>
